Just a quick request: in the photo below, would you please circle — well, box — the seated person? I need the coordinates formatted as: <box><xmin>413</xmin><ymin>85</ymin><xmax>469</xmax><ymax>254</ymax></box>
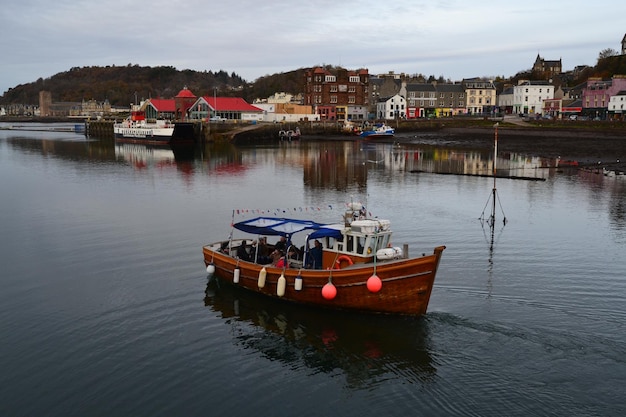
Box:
<box><xmin>219</xmin><ymin>241</ymin><xmax>230</xmax><ymax>254</ymax></box>
<box><xmin>236</xmin><ymin>240</ymin><xmax>251</xmax><ymax>262</ymax></box>
<box><xmin>271</xmin><ymin>249</ymin><xmax>287</xmax><ymax>268</ymax></box>
<box><xmin>254</xmin><ymin>237</ymin><xmax>271</xmax><ymax>264</ymax></box>
<box><xmin>274</xmin><ymin>236</ymin><xmax>287</xmax><ymax>252</ymax></box>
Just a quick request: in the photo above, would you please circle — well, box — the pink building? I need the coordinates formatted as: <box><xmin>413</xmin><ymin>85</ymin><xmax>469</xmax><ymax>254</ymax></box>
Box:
<box><xmin>582</xmin><ymin>76</ymin><xmax>626</xmax><ymax>119</ymax></box>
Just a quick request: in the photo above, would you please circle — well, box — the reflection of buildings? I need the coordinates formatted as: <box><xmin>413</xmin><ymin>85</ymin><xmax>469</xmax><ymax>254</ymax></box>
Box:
<box><xmin>301</xmin><ymin>142</ymin><xmax>368</xmax><ymax>191</ymax></box>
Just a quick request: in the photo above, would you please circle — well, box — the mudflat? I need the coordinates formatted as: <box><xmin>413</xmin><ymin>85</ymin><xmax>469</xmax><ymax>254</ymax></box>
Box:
<box><xmin>435</xmin><ymin>126</ymin><xmax>626</xmax><ymax>171</ymax></box>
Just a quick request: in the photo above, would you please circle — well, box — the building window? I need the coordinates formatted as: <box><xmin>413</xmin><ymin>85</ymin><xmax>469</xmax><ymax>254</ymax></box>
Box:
<box><xmin>325</xmin><ymin>75</ymin><xmax>336</xmax><ymax>82</ymax></box>
<box><xmin>330</xmin><ymin>96</ymin><xmax>337</xmax><ymax>103</ymax></box>
<box><xmin>349</xmin><ymin>76</ymin><xmax>360</xmax><ymax>83</ymax></box>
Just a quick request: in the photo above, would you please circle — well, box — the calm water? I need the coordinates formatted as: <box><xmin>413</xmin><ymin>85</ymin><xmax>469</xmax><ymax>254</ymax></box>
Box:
<box><xmin>1</xmin><ymin>124</ymin><xmax>625</xmax><ymax>416</ymax></box>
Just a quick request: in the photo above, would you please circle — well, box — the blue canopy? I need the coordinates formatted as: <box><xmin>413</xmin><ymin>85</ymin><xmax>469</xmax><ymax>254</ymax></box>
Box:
<box><xmin>233</xmin><ymin>217</ymin><xmax>332</xmax><ymax>237</ymax></box>
<box><xmin>308</xmin><ymin>224</ymin><xmax>344</xmax><ymax>240</ymax></box>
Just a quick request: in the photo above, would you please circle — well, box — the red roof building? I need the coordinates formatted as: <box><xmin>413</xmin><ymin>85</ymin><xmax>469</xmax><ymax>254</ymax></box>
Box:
<box><xmin>144</xmin><ymin>98</ymin><xmax>176</xmax><ymax>119</ymax></box>
<box><xmin>189</xmin><ymin>96</ymin><xmax>263</xmax><ymax>121</ymax></box>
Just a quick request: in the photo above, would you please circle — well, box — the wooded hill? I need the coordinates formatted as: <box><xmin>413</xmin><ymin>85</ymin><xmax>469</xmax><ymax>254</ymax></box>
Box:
<box><xmin>2</xmin><ymin>55</ymin><xmax>626</xmax><ymax>106</ymax></box>
<box><xmin>0</xmin><ymin>64</ymin><xmax>309</xmax><ymax>106</ymax></box>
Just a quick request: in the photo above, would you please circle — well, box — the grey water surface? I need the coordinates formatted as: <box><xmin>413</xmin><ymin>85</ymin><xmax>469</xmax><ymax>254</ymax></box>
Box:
<box><xmin>1</xmin><ymin>125</ymin><xmax>625</xmax><ymax>416</ymax></box>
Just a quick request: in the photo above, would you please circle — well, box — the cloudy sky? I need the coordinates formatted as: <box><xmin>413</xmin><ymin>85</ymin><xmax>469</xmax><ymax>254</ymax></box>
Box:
<box><xmin>1</xmin><ymin>0</ymin><xmax>624</xmax><ymax>96</ymax></box>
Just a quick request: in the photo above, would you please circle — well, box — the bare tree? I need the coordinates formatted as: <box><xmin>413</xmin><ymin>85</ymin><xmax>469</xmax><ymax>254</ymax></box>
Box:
<box><xmin>598</xmin><ymin>48</ymin><xmax>618</xmax><ymax>61</ymax></box>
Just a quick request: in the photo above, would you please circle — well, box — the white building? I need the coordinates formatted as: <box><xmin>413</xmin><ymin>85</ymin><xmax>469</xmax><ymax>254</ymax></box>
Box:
<box><xmin>513</xmin><ymin>80</ymin><xmax>554</xmax><ymax>115</ymax></box>
<box><xmin>608</xmin><ymin>90</ymin><xmax>626</xmax><ymax>115</ymax></box>
<box><xmin>376</xmin><ymin>94</ymin><xmax>406</xmax><ymax>120</ymax></box>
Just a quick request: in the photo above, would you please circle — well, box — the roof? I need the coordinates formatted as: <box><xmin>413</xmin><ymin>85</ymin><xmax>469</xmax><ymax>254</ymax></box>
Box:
<box><xmin>175</xmin><ymin>87</ymin><xmax>196</xmax><ymax>98</ymax></box>
<box><xmin>147</xmin><ymin>98</ymin><xmax>176</xmax><ymax>112</ymax></box>
<box><xmin>201</xmin><ymin>96</ymin><xmax>263</xmax><ymax>112</ymax></box>
<box><xmin>234</xmin><ymin>217</ymin><xmax>330</xmax><ymax>237</ymax></box>
<box><xmin>406</xmin><ymin>83</ymin><xmax>436</xmax><ymax>92</ymax></box>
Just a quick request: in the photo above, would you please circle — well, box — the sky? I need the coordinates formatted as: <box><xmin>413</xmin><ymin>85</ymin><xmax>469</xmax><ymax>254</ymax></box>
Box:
<box><xmin>1</xmin><ymin>0</ymin><xmax>625</xmax><ymax>97</ymax></box>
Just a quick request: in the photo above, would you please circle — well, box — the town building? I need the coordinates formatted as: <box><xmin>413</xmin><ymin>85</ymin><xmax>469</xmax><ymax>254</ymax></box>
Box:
<box><xmin>188</xmin><ymin>96</ymin><xmax>263</xmax><ymax>121</ymax></box>
<box><xmin>512</xmin><ymin>80</ymin><xmax>554</xmax><ymax>115</ymax></box>
<box><xmin>462</xmin><ymin>78</ymin><xmax>497</xmax><ymax>115</ymax></box>
<box><xmin>582</xmin><ymin>76</ymin><xmax>626</xmax><ymax>119</ymax></box>
<box><xmin>435</xmin><ymin>83</ymin><xmax>466</xmax><ymax>117</ymax></box>
<box><xmin>174</xmin><ymin>87</ymin><xmax>197</xmax><ymax>120</ymax></box>
<box><xmin>252</xmin><ymin>102</ymin><xmax>319</xmax><ymax>122</ymax></box>
<box><xmin>143</xmin><ymin>99</ymin><xmax>176</xmax><ymax>120</ymax></box>
<box><xmin>303</xmin><ymin>67</ymin><xmax>369</xmax><ymax>121</ymax></box>
<box><xmin>498</xmin><ymin>87</ymin><xmax>514</xmax><ymax>114</ymax></box>
<box><xmin>533</xmin><ymin>54</ymin><xmax>562</xmax><ymax>79</ymax></box>
<box><xmin>608</xmin><ymin>90</ymin><xmax>626</xmax><ymax>119</ymax></box>
<box><xmin>376</xmin><ymin>94</ymin><xmax>406</xmax><ymax>120</ymax></box>
<box><xmin>405</xmin><ymin>83</ymin><xmax>437</xmax><ymax>118</ymax></box>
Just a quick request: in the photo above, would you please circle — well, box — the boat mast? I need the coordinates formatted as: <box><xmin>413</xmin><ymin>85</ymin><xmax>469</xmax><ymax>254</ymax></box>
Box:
<box><xmin>480</xmin><ymin>122</ymin><xmax>507</xmax><ymax>232</ymax></box>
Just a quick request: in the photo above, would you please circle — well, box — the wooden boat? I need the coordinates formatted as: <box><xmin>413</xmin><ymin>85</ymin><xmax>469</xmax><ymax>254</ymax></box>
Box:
<box><xmin>202</xmin><ymin>203</ymin><xmax>445</xmax><ymax>316</ymax></box>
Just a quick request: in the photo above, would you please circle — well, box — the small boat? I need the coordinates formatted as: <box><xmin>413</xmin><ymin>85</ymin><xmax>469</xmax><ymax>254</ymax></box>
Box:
<box><xmin>202</xmin><ymin>203</ymin><xmax>445</xmax><ymax>316</ymax></box>
<box><xmin>359</xmin><ymin>123</ymin><xmax>395</xmax><ymax>138</ymax></box>
<box><xmin>113</xmin><ymin>111</ymin><xmax>174</xmax><ymax>145</ymax></box>
<box><xmin>279</xmin><ymin>127</ymin><xmax>301</xmax><ymax>141</ymax></box>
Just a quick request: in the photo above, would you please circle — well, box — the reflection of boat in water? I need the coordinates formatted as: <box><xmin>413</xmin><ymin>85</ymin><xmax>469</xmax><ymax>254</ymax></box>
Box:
<box><xmin>204</xmin><ymin>278</ymin><xmax>436</xmax><ymax>384</ymax></box>
<box><xmin>115</xmin><ymin>143</ymin><xmax>176</xmax><ymax>169</ymax></box>
<box><xmin>203</xmin><ymin>202</ymin><xmax>445</xmax><ymax>316</ymax></box>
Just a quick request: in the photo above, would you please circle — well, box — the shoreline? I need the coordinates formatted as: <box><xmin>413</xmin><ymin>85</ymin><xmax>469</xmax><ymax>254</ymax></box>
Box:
<box><xmin>417</xmin><ymin>126</ymin><xmax>626</xmax><ymax>172</ymax></box>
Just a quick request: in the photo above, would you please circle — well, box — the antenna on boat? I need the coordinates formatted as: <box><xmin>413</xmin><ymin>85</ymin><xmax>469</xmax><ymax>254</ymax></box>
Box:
<box><xmin>479</xmin><ymin>122</ymin><xmax>507</xmax><ymax>248</ymax></box>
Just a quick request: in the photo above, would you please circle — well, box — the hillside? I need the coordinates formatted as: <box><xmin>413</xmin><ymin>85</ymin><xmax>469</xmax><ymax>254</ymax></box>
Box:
<box><xmin>0</xmin><ymin>64</ymin><xmax>250</xmax><ymax>106</ymax></box>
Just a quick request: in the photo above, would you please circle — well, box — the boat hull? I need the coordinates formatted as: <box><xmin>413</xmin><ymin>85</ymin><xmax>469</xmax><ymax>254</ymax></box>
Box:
<box><xmin>360</xmin><ymin>132</ymin><xmax>395</xmax><ymax>138</ymax></box>
<box><xmin>113</xmin><ymin>126</ymin><xmax>174</xmax><ymax>145</ymax></box>
<box><xmin>203</xmin><ymin>244</ymin><xmax>445</xmax><ymax>316</ymax></box>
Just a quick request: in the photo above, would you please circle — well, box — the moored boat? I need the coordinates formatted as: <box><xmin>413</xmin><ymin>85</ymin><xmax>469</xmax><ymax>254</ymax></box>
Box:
<box><xmin>359</xmin><ymin>123</ymin><xmax>395</xmax><ymax>138</ymax></box>
<box><xmin>113</xmin><ymin>111</ymin><xmax>174</xmax><ymax>145</ymax></box>
<box><xmin>202</xmin><ymin>203</ymin><xmax>445</xmax><ymax>316</ymax></box>
<box><xmin>279</xmin><ymin>127</ymin><xmax>301</xmax><ymax>141</ymax></box>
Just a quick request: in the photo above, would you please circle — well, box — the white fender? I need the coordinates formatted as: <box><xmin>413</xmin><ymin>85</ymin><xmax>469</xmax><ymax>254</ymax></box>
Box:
<box><xmin>258</xmin><ymin>267</ymin><xmax>267</xmax><ymax>288</ymax></box>
<box><xmin>277</xmin><ymin>274</ymin><xmax>286</xmax><ymax>297</ymax></box>
<box><xmin>294</xmin><ymin>274</ymin><xmax>303</xmax><ymax>291</ymax></box>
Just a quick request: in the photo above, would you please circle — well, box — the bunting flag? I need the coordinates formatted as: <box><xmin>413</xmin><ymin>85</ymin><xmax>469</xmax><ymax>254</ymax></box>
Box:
<box><xmin>230</xmin><ymin>203</ymin><xmax>372</xmax><ymax>218</ymax></box>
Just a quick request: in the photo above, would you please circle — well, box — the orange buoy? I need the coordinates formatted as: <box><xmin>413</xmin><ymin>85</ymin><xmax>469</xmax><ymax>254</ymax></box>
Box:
<box><xmin>322</xmin><ymin>282</ymin><xmax>337</xmax><ymax>300</ymax></box>
<box><xmin>367</xmin><ymin>274</ymin><xmax>382</xmax><ymax>293</ymax></box>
